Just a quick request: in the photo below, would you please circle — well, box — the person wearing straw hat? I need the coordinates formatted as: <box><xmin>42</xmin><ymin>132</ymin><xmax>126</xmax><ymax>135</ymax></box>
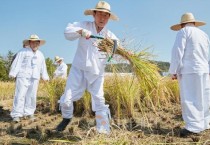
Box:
<box><xmin>56</xmin><ymin>1</ymin><xmax>118</xmax><ymax>134</ymax></box>
<box><xmin>169</xmin><ymin>13</ymin><xmax>210</xmax><ymax>137</ymax></box>
<box><xmin>9</xmin><ymin>34</ymin><xmax>49</xmax><ymax>122</ymax></box>
<box><xmin>53</xmin><ymin>56</ymin><xmax>68</xmax><ymax>79</ymax></box>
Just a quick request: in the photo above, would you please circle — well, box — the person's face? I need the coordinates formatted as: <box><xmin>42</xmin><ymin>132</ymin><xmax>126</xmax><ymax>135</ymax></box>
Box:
<box><xmin>93</xmin><ymin>11</ymin><xmax>110</xmax><ymax>28</ymax></box>
<box><xmin>29</xmin><ymin>41</ymin><xmax>40</xmax><ymax>52</ymax></box>
<box><xmin>57</xmin><ymin>60</ymin><xmax>62</xmax><ymax>64</ymax></box>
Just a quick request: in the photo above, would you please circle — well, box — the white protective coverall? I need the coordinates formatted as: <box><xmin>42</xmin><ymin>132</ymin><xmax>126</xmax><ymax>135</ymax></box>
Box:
<box><xmin>59</xmin><ymin>21</ymin><xmax>117</xmax><ymax>133</ymax></box>
<box><xmin>169</xmin><ymin>24</ymin><xmax>210</xmax><ymax>133</ymax></box>
<box><xmin>9</xmin><ymin>48</ymin><xmax>49</xmax><ymax>118</ymax></box>
<box><xmin>54</xmin><ymin>62</ymin><xmax>68</xmax><ymax>79</ymax></box>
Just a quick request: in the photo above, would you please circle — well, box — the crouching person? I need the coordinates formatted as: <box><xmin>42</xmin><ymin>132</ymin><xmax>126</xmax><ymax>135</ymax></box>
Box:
<box><xmin>9</xmin><ymin>34</ymin><xmax>49</xmax><ymax>122</ymax></box>
<box><xmin>53</xmin><ymin>56</ymin><xmax>68</xmax><ymax>79</ymax></box>
<box><xmin>56</xmin><ymin>1</ymin><xmax>119</xmax><ymax>134</ymax></box>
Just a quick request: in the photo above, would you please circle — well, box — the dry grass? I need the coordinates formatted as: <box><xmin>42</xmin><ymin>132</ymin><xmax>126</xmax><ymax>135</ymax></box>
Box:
<box><xmin>0</xmin><ymin>39</ymin><xmax>184</xmax><ymax>144</ymax></box>
<box><xmin>0</xmin><ymin>80</ymin><xmax>209</xmax><ymax>145</ymax></box>
<box><xmin>0</xmin><ymin>76</ymin><xmax>180</xmax><ymax>119</ymax></box>
<box><xmin>0</xmin><ymin>81</ymin><xmax>15</xmax><ymax>100</ymax></box>
<box><xmin>98</xmin><ymin>38</ymin><xmax>179</xmax><ymax>112</ymax></box>
<box><xmin>41</xmin><ymin>79</ymin><xmax>66</xmax><ymax>112</ymax></box>
<box><xmin>104</xmin><ymin>74</ymin><xmax>140</xmax><ymax>119</ymax></box>
<box><xmin>0</xmin><ymin>38</ymin><xmax>207</xmax><ymax>144</ymax></box>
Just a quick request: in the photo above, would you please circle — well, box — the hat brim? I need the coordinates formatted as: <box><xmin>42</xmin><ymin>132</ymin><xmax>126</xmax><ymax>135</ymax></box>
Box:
<box><xmin>84</xmin><ymin>9</ymin><xmax>119</xmax><ymax>21</ymax></box>
<box><xmin>23</xmin><ymin>39</ymin><xmax>46</xmax><ymax>47</ymax></box>
<box><xmin>55</xmin><ymin>58</ymin><xmax>64</xmax><ymax>63</ymax></box>
<box><xmin>170</xmin><ymin>21</ymin><xmax>206</xmax><ymax>31</ymax></box>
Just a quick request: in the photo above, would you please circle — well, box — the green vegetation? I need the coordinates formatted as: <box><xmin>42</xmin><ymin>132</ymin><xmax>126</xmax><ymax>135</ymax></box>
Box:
<box><xmin>0</xmin><ymin>51</ymin><xmax>169</xmax><ymax>81</ymax></box>
<box><xmin>2</xmin><ymin>49</ymin><xmax>210</xmax><ymax>145</ymax></box>
<box><xmin>105</xmin><ymin>61</ymin><xmax>169</xmax><ymax>73</ymax></box>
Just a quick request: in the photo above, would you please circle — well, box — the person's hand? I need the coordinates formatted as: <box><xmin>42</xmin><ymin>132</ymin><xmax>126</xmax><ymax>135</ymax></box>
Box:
<box><xmin>9</xmin><ymin>75</ymin><xmax>15</xmax><ymax>79</ymax></box>
<box><xmin>171</xmin><ymin>74</ymin><xmax>177</xmax><ymax>80</ymax></box>
<box><xmin>42</xmin><ymin>78</ymin><xmax>50</xmax><ymax>83</ymax></box>
<box><xmin>44</xmin><ymin>79</ymin><xmax>50</xmax><ymax>82</ymax></box>
<box><xmin>81</xmin><ymin>29</ymin><xmax>91</xmax><ymax>39</ymax></box>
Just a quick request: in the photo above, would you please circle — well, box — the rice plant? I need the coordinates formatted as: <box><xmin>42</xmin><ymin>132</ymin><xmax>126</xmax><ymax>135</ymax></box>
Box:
<box><xmin>97</xmin><ymin>38</ymin><xmax>174</xmax><ymax>110</ymax></box>
<box><xmin>74</xmin><ymin>91</ymin><xmax>92</xmax><ymax>117</ymax></box>
<box><xmin>42</xmin><ymin>79</ymin><xmax>66</xmax><ymax>112</ymax></box>
<box><xmin>37</xmin><ymin>38</ymin><xmax>178</xmax><ymax>120</ymax></box>
<box><xmin>104</xmin><ymin>73</ymin><xmax>140</xmax><ymax>119</ymax></box>
<box><xmin>0</xmin><ymin>81</ymin><xmax>15</xmax><ymax>100</ymax></box>
<box><xmin>163</xmin><ymin>77</ymin><xmax>180</xmax><ymax>103</ymax></box>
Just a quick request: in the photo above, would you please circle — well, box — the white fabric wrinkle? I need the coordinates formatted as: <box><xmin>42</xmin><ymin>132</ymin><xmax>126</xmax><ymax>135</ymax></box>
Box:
<box><xmin>64</xmin><ymin>21</ymin><xmax>118</xmax><ymax>75</ymax></box>
<box><xmin>64</xmin><ymin>22</ymin><xmax>83</xmax><ymax>41</ymax></box>
<box><xmin>169</xmin><ymin>26</ymin><xmax>209</xmax><ymax>75</ymax></box>
<box><xmin>9</xmin><ymin>51</ymin><xmax>24</xmax><ymax>77</ymax></box>
<box><xmin>9</xmin><ymin>48</ymin><xmax>49</xmax><ymax>80</ymax></box>
<box><xmin>54</xmin><ymin>62</ymin><xmax>68</xmax><ymax>79</ymax></box>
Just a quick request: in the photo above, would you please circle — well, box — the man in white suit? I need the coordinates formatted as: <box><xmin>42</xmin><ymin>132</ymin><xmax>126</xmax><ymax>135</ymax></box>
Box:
<box><xmin>9</xmin><ymin>34</ymin><xmax>49</xmax><ymax>122</ymax></box>
<box><xmin>56</xmin><ymin>1</ymin><xmax>118</xmax><ymax>134</ymax></box>
<box><xmin>169</xmin><ymin>13</ymin><xmax>210</xmax><ymax>137</ymax></box>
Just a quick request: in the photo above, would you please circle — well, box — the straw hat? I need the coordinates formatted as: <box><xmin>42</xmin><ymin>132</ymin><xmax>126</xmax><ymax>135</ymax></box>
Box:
<box><xmin>23</xmin><ymin>34</ymin><xmax>46</xmax><ymax>46</ymax></box>
<box><xmin>170</xmin><ymin>13</ymin><xmax>206</xmax><ymax>31</ymax></box>
<box><xmin>84</xmin><ymin>1</ymin><xmax>119</xmax><ymax>21</ymax></box>
<box><xmin>54</xmin><ymin>56</ymin><xmax>64</xmax><ymax>63</ymax></box>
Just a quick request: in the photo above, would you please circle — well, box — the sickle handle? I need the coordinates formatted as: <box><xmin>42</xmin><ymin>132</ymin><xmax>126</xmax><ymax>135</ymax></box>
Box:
<box><xmin>90</xmin><ymin>35</ymin><xmax>104</xmax><ymax>39</ymax></box>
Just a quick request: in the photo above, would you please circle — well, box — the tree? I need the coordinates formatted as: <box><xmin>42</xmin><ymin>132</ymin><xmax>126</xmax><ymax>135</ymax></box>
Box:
<box><xmin>0</xmin><ymin>55</ymin><xmax>8</xmax><ymax>81</ymax></box>
<box><xmin>45</xmin><ymin>57</ymin><xmax>56</xmax><ymax>79</ymax></box>
<box><xmin>5</xmin><ymin>51</ymin><xmax>15</xmax><ymax>72</ymax></box>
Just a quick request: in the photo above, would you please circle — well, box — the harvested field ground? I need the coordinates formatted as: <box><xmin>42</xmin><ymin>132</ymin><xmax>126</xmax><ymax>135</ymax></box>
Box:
<box><xmin>0</xmin><ymin>99</ymin><xmax>210</xmax><ymax>145</ymax></box>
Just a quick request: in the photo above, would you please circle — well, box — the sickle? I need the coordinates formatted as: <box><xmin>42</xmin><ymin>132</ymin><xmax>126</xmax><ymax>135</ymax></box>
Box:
<box><xmin>107</xmin><ymin>39</ymin><xmax>117</xmax><ymax>62</ymax></box>
<box><xmin>90</xmin><ymin>35</ymin><xmax>117</xmax><ymax>62</ymax></box>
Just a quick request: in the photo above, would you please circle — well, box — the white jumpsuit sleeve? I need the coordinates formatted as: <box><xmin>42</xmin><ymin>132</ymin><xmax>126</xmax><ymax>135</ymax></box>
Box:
<box><xmin>64</xmin><ymin>22</ymin><xmax>84</xmax><ymax>41</ymax></box>
<box><xmin>41</xmin><ymin>58</ymin><xmax>49</xmax><ymax>81</ymax></box>
<box><xmin>53</xmin><ymin>68</ymin><xmax>59</xmax><ymax>77</ymax></box>
<box><xmin>9</xmin><ymin>51</ymin><xmax>23</xmax><ymax>78</ymax></box>
<box><xmin>57</xmin><ymin>64</ymin><xmax>67</xmax><ymax>77</ymax></box>
<box><xmin>169</xmin><ymin>30</ymin><xmax>186</xmax><ymax>74</ymax></box>
<box><xmin>207</xmin><ymin>37</ymin><xmax>210</xmax><ymax>73</ymax></box>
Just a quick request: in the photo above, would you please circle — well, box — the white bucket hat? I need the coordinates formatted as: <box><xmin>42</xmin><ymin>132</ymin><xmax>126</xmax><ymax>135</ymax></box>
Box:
<box><xmin>54</xmin><ymin>56</ymin><xmax>64</xmax><ymax>63</ymax></box>
<box><xmin>170</xmin><ymin>13</ymin><xmax>206</xmax><ymax>31</ymax></box>
<box><xmin>23</xmin><ymin>34</ymin><xmax>46</xmax><ymax>46</ymax></box>
<box><xmin>84</xmin><ymin>1</ymin><xmax>119</xmax><ymax>21</ymax></box>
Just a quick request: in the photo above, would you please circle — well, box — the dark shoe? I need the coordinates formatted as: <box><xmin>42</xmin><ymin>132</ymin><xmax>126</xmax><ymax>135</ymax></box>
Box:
<box><xmin>179</xmin><ymin>128</ymin><xmax>199</xmax><ymax>137</ymax></box>
<box><xmin>56</xmin><ymin>118</ymin><xmax>71</xmax><ymax>132</ymax></box>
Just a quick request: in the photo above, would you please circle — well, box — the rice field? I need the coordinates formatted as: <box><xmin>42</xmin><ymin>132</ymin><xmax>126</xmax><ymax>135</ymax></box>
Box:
<box><xmin>0</xmin><ymin>75</ymin><xmax>210</xmax><ymax>145</ymax></box>
<box><xmin>0</xmin><ymin>39</ymin><xmax>209</xmax><ymax>144</ymax></box>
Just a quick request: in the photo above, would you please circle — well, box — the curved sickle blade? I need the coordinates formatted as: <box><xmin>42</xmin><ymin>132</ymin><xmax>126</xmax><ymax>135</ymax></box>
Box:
<box><xmin>107</xmin><ymin>39</ymin><xmax>117</xmax><ymax>62</ymax></box>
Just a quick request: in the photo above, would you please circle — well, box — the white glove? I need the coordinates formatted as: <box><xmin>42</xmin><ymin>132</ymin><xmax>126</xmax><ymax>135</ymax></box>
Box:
<box><xmin>81</xmin><ymin>29</ymin><xmax>91</xmax><ymax>39</ymax></box>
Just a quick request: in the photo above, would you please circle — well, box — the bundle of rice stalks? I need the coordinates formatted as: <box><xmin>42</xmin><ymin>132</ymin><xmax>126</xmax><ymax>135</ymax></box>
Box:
<box><xmin>98</xmin><ymin>38</ymin><xmax>160</xmax><ymax>93</ymax></box>
<box><xmin>98</xmin><ymin>38</ymin><xmax>174</xmax><ymax>109</ymax></box>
